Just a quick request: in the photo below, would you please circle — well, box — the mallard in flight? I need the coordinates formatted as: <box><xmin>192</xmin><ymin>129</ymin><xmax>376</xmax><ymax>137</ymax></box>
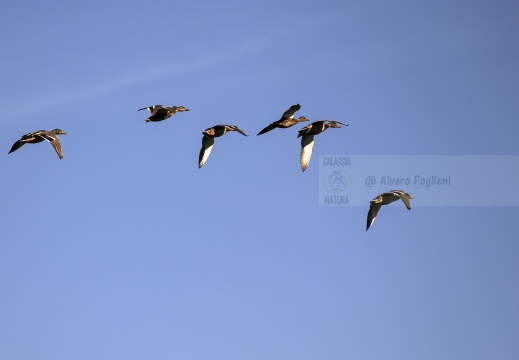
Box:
<box><xmin>297</xmin><ymin>120</ymin><xmax>348</xmax><ymax>172</ymax></box>
<box><xmin>138</xmin><ymin>105</ymin><xmax>190</xmax><ymax>122</ymax></box>
<box><xmin>199</xmin><ymin>125</ymin><xmax>249</xmax><ymax>168</ymax></box>
<box><xmin>366</xmin><ymin>190</ymin><xmax>414</xmax><ymax>231</ymax></box>
<box><xmin>9</xmin><ymin>129</ymin><xmax>67</xmax><ymax>159</ymax></box>
<box><xmin>257</xmin><ymin>104</ymin><xmax>308</xmax><ymax>135</ymax></box>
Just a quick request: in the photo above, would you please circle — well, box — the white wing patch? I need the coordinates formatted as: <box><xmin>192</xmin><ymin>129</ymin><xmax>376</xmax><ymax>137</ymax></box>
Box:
<box><xmin>143</xmin><ymin>105</ymin><xmax>163</xmax><ymax>115</ymax></box>
<box><xmin>366</xmin><ymin>205</ymin><xmax>381</xmax><ymax>231</ymax></box>
<box><xmin>38</xmin><ymin>133</ymin><xmax>53</xmax><ymax>142</ymax></box>
<box><xmin>199</xmin><ymin>136</ymin><xmax>215</xmax><ymax>168</ymax></box>
<box><xmin>300</xmin><ymin>134</ymin><xmax>314</xmax><ymax>172</ymax></box>
<box><xmin>281</xmin><ymin>104</ymin><xmax>300</xmax><ymax>120</ymax></box>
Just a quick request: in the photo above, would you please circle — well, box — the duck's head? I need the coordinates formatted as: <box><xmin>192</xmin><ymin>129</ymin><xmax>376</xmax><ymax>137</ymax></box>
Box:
<box><xmin>326</xmin><ymin>121</ymin><xmax>343</xmax><ymax>129</ymax></box>
<box><xmin>297</xmin><ymin>116</ymin><xmax>310</xmax><ymax>122</ymax></box>
<box><xmin>51</xmin><ymin>129</ymin><xmax>67</xmax><ymax>135</ymax></box>
<box><xmin>177</xmin><ymin>106</ymin><xmax>190</xmax><ymax>112</ymax></box>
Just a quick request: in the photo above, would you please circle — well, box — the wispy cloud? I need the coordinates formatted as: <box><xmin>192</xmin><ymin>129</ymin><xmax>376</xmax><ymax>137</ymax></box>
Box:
<box><xmin>0</xmin><ymin>11</ymin><xmax>336</xmax><ymax>124</ymax></box>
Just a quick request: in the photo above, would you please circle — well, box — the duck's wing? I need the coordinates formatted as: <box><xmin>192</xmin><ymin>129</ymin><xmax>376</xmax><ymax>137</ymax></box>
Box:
<box><xmin>400</xmin><ymin>193</ymin><xmax>413</xmax><ymax>210</ymax></box>
<box><xmin>154</xmin><ymin>107</ymin><xmax>170</xmax><ymax>117</ymax></box>
<box><xmin>366</xmin><ymin>204</ymin><xmax>382</xmax><ymax>231</ymax></box>
<box><xmin>8</xmin><ymin>139</ymin><xmax>27</xmax><ymax>154</ymax></box>
<box><xmin>39</xmin><ymin>133</ymin><xmax>64</xmax><ymax>159</ymax></box>
<box><xmin>138</xmin><ymin>105</ymin><xmax>163</xmax><ymax>116</ymax></box>
<box><xmin>199</xmin><ymin>136</ymin><xmax>215</xmax><ymax>168</ymax></box>
<box><xmin>50</xmin><ymin>139</ymin><xmax>64</xmax><ymax>159</ymax></box>
<box><xmin>257</xmin><ymin>123</ymin><xmax>276</xmax><ymax>136</ymax></box>
<box><xmin>9</xmin><ymin>132</ymin><xmax>40</xmax><ymax>154</ymax></box>
<box><xmin>382</xmin><ymin>190</ymin><xmax>407</xmax><ymax>206</ymax></box>
<box><xmin>300</xmin><ymin>134</ymin><xmax>314</xmax><ymax>172</ymax></box>
<box><xmin>280</xmin><ymin>104</ymin><xmax>301</xmax><ymax>120</ymax></box>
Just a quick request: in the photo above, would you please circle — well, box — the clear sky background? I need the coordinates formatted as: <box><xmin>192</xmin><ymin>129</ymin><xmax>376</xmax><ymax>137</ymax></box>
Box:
<box><xmin>1</xmin><ymin>1</ymin><xmax>519</xmax><ymax>359</ymax></box>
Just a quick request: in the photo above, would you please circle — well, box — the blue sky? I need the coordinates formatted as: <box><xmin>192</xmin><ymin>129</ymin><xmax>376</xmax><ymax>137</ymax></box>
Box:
<box><xmin>1</xmin><ymin>1</ymin><xmax>519</xmax><ymax>359</ymax></box>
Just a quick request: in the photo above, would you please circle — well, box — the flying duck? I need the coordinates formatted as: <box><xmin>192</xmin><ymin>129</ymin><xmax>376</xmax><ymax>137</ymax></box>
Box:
<box><xmin>297</xmin><ymin>120</ymin><xmax>348</xmax><ymax>172</ymax></box>
<box><xmin>138</xmin><ymin>105</ymin><xmax>190</xmax><ymax>122</ymax></box>
<box><xmin>366</xmin><ymin>190</ymin><xmax>414</xmax><ymax>231</ymax></box>
<box><xmin>9</xmin><ymin>129</ymin><xmax>67</xmax><ymax>159</ymax></box>
<box><xmin>257</xmin><ymin>104</ymin><xmax>308</xmax><ymax>135</ymax></box>
<box><xmin>199</xmin><ymin>125</ymin><xmax>249</xmax><ymax>168</ymax></box>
